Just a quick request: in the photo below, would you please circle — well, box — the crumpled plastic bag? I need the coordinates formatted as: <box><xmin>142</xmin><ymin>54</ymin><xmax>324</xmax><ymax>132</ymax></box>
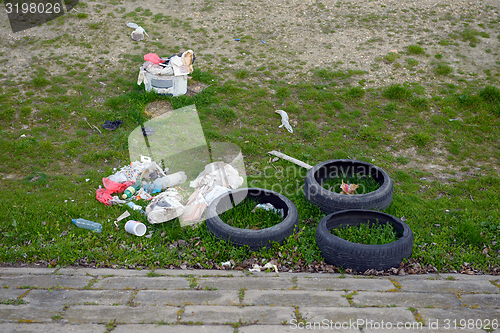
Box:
<box><xmin>248</xmin><ymin>262</ymin><xmax>279</xmax><ymax>273</ymax></box>
<box><xmin>143</xmin><ymin>53</ymin><xmax>164</xmax><ymax>65</ymax></box>
<box><xmin>275</xmin><ymin>110</ymin><xmax>293</xmax><ymax>133</ymax></box>
<box><xmin>96</xmin><ymin>178</ymin><xmax>134</xmax><ymax>206</ymax></box>
<box><xmin>340</xmin><ymin>180</ymin><xmax>359</xmax><ymax>195</ymax></box>
<box><xmin>127</xmin><ymin>22</ymin><xmax>149</xmax><ymax>41</ymax></box>
<box><xmin>190</xmin><ymin>162</ymin><xmax>244</xmax><ymax>189</ymax></box>
<box><xmin>145</xmin><ymin>189</ymin><xmax>185</xmax><ymax>224</ymax></box>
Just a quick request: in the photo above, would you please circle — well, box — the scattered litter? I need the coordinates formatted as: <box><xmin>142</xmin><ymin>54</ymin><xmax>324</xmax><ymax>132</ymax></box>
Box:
<box><xmin>135</xmin><ymin>188</ymin><xmax>152</xmax><ymax>200</ymax></box>
<box><xmin>248</xmin><ymin>262</ymin><xmax>278</xmax><ymax>273</ymax></box>
<box><xmin>251</xmin><ymin>203</ymin><xmax>284</xmax><ymax>218</ymax></box>
<box><xmin>126</xmin><ymin>201</ymin><xmax>146</xmax><ymax>214</ymax></box>
<box><xmin>275</xmin><ymin>110</ymin><xmax>293</xmax><ymax>133</ymax></box>
<box><xmin>145</xmin><ymin>188</ymin><xmax>185</xmax><ymax>224</ymax></box>
<box><xmin>340</xmin><ymin>180</ymin><xmax>359</xmax><ymax>195</ymax></box>
<box><xmin>261</xmin><ymin>40</ymin><xmax>265</xmax><ymax>44</ymax></box>
<box><xmin>85</xmin><ymin>179</ymin><xmax>90</xmax><ymax>182</ymax></box>
<box><xmin>124</xmin><ymin>220</ymin><xmax>147</xmax><ymax>236</ymax></box>
<box><xmin>180</xmin><ymin>187</ymin><xmax>208</xmax><ymax>226</ymax></box>
<box><xmin>20</xmin><ymin>134</ymin><xmax>26</xmax><ymax>138</ymax></box>
<box><xmin>268</xmin><ymin>151</ymin><xmax>313</xmax><ymax>170</ymax></box>
<box><xmin>72</xmin><ymin>218</ymin><xmax>102</xmax><ymax>233</ymax></box>
<box><xmin>234</xmin><ymin>39</ymin><xmax>240</xmax><ymax>41</ymax></box>
<box><xmin>221</xmin><ymin>261</ymin><xmax>232</xmax><ymax>269</ymax></box>
<box><xmin>96</xmin><ymin>178</ymin><xmax>134</xmax><ymax>206</ymax></box>
<box><xmin>103</xmin><ymin>120</ymin><xmax>123</xmax><ymax>131</ymax></box>
<box><xmin>127</xmin><ymin>22</ymin><xmax>149</xmax><ymax>41</ymax></box>
<box><xmin>449</xmin><ymin>118</ymin><xmax>461</xmax><ymax>121</ymax></box>
<box><xmin>116</xmin><ymin>211</ymin><xmax>131</xmax><ymax>222</ymax></box>
<box><xmin>84</xmin><ymin>117</ymin><xmax>102</xmax><ymax>134</ymax></box>
<box><xmin>122</xmin><ymin>180</ymin><xmax>142</xmax><ymax>199</ymax></box>
<box><xmin>110</xmin><ymin>196</ymin><xmax>127</xmax><ymax>205</ymax></box>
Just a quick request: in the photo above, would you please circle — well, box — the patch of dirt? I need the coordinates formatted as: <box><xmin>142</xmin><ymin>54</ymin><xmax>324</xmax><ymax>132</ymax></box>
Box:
<box><xmin>145</xmin><ymin>99</ymin><xmax>174</xmax><ymax>118</ymax></box>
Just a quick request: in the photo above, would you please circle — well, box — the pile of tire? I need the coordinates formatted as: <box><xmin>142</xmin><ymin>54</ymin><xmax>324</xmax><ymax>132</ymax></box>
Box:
<box><xmin>205</xmin><ymin>159</ymin><xmax>413</xmax><ymax>272</ymax></box>
<box><xmin>304</xmin><ymin>159</ymin><xmax>413</xmax><ymax>271</ymax></box>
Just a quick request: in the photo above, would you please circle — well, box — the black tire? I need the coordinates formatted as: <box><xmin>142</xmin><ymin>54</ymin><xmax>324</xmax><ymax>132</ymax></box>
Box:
<box><xmin>304</xmin><ymin>159</ymin><xmax>393</xmax><ymax>214</ymax></box>
<box><xmin>206</xmin><ymin>188</ymin><xmax>299</xmax><ymax>251</ymax></box>
<box><xmin>316</xmin><ymin>209</ymin><xmax>413</xmax><ymax>271</ymax></box>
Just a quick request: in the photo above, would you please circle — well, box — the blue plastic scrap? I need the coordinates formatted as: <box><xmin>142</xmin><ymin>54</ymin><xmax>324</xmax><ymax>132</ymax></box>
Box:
<box><xmin>235</xmin><ymin>38</ymin><xmax>240</xmax><ymax>41</ymax></box>
<box><xmin>261</xmin><ymin>40</ymin><xmax>265</xmax><ymax>44</ymax></box>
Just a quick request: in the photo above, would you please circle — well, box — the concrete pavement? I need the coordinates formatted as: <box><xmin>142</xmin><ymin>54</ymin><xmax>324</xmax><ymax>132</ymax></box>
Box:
<box><xmin>0</xmin><ymin>267</ymin><xmax>499</xmax><ymax>332</ymax></box>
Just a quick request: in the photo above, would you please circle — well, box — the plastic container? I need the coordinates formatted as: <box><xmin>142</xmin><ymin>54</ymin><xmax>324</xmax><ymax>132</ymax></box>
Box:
<box><xmin>72</xmin><ymin>218</ymin><xmax>102</xmax><ymax>233</ymax></box>
<box><xmin>144</xmin><ymin>71</ymin><xmax>187</xmax><ymax>97</ymax></box>
<box><xmin>124</xmin><ymin>220</ymin><xmax>147</xmax><ymax>236</ymax></box>
<box><xmin>153</xmin><ymin>171</ymin><xmax>187</xmax><ymax>190</ymax></box>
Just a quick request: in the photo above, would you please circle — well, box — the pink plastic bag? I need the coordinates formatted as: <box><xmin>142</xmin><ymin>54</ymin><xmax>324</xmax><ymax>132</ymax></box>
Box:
<box><xmin>143</xmin><ymin>53</ymin><xmax>164</xmax><ymax>65</ymax></box>
<box><xmin>96</xmin><ymin>178</ymin><xmax>134</xmax><ymax>206</ymax></box>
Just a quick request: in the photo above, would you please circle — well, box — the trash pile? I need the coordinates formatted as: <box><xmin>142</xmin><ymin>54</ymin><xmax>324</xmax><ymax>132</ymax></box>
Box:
<box><xmin>88</xmin><ymin>156</ymin><xmax>244</xmax><ymax>236</ymax></box>
<box><xmin>137</xmin><ymin>50</ymin><xmax>195</xmax><ymax>96</ymax></box>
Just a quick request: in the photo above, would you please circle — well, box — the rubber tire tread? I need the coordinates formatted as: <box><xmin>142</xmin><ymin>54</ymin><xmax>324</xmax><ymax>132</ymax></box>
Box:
<box><xmin>206</xmin><ymin>188</ymin><xmax>299</xmax><ymax>251</ymax></box>
<box><xmin>304</xmin><ymin>159</ymin><xmax>393</xmax><ymax>214</ymax></box>
<box><xmin>316</xmin><ymin>209</ymin><xmax>413</xmax><ymax>271</ymax></box>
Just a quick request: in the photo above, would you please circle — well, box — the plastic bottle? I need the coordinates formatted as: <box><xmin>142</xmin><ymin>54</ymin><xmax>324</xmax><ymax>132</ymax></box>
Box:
<box><xmin>126</xmin><ymin>202</ymin><xmax>146</xmax><ymax>214</ymax></box>
<box><xmin>72</xmin><ymin>218</ymin><xmax>102</xmax><ymax>233</ymax></box>
<box><xmin>122</xmin><ymin>180</ymin><xmax>142</xmax><ymax>199</ymax></box>
<box><xmin>153</xmin><ymin>171</ymin><xmax>187</xmax><ymax>190</ymax></box>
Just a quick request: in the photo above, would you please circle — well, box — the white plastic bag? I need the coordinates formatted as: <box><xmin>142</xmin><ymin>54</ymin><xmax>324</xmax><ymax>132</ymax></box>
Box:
<box><xmin>145</xmin><ymin>189</ymin><xmax>185</xmax><ymax>224</ymax></box>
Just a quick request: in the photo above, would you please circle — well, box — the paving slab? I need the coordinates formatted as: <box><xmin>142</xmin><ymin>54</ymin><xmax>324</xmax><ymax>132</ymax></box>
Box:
<box><xmin>113</xmin><ymin>324</ymin><xmax>234</xmax><ymax>333</ymax></box>
<box><xmin>0</xmin><ymin>268</ymin><xmax>57</xmax><ymax>276</ymax></box>
<box><xmin>459</xmin><ymin>293</ymin><xmax>500</xmax><ymax>308</ymax></box>
<box><xmin>133</xmin><ymin>290</ymin><xmax>239</xmax><ymax>306</ymax></box>
<box><xmin>155</xmin><ymin>269</ymin><xmax>245</xmax><ymax>277</ymax></box>
<box><xmin>243</xmin><ymin>290</ymin><xmax>349</xmax><ymax>307</ymax></box>
<box><xmin>0</xmin><ymin>304</ymin><xmax>63</xmax><ymax>323</ymax></box>
<box><xmin>300</xmin><ymin>306</ymin><xmax>415</xmax><ymax>325</ymax></box>
<box><xmin>0</xmin><ymin>323</ymin><xmax>106</xmax><ymax>332</ymax></box>
<box><xmin>63</xmin><ymin>305</ymin><xmax>179</xmax><ymax>324</ymax></box>
<box><xmin>56</xmin><ymin>268</ymin><xmax>147</xmax><ymax>277</ymax></box>
<box><xmin>0</xmin><ymin>275</ymin><xmax>93</xmax><ymax>289</ymax></box>
<box><xmin>418</xmin><ymin>307</ymin><xmax>500</xmax><ymax>327</ymax></box>
<box><xmin>182</xmin><ymin>305</ymin><xmax>295</xmax><ymax>325</ymax></box>
<box><xmin>391</xmin><ymin>276</ymin><xmax>500</xmax><ymax>293</ymax></box>
<box><xmin>352</xmin><ymin>291</ymin><xmax>462</xmax><ymax>308</ymax></box>
<box><xmin>0</xmin><ymin>287</ymin><xmax>29</xmax><ymax>299</ymax></box>
<box><xmin>295</xmin><ymin>277</ymin><xmax>394</xmax><ymax>291</ymax></box>
<box><xmin>197</xmin><ymin>276</ymin><xmax>294</xmax><ymax>290</ymax></box>
<box><xmin>23</xmin><ymin>289</ymin><xmax>132</xmax><ymax>306</ymax></box>
<box><xmin>239</xmin><ymin>324</ymin><xmax>359</xmax><ymax>332</ymax></box>
<box><xmin>92</xmin><ymin>276</ymin><xmax>190</xmax><ymax>290</ymax></box>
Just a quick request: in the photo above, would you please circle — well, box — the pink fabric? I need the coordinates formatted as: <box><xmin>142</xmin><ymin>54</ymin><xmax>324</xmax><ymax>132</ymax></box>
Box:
<box><xmin>96</xmin><ymin>178</ymin><xmax>134</xmax><ymax>206</ymax></box>
<box><xmin>143</xmin><ymin>53</ymin><xmax>164</xmax><ymax>65</ymax></box>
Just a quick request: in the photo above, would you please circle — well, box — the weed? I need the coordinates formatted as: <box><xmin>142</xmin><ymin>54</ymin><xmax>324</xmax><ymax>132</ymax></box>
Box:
<box><xmin>322</xmin><ymin>175</ymin><xmax>380</xmax><ymax>194</ymax></box>
<box><xmin>332</xmin><ymin>221</ymin><xmax>399</xmax><ymax>245</ymax></box>
<box><xmin>219</xmin><ymin>198</ymin><xmax>283</xmax><ymax>230</ymax></box>
<box><xmin>435</xmin><ymin>62</ymin><xmax>453</xmax><ymax>76</ymax></box>
<box><xmin>382</xmin><ymin>84</ymin><xmax>412</xmax><ymax>100</ymax></box>
<box><xmin>407</xmin><ymin>45</ymin><xmax>425</xmax><ymax>55</ymax></box>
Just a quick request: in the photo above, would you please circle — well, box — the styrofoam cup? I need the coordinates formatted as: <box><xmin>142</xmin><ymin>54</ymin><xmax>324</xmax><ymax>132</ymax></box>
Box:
<box><xmin>124</xmin><ymin>220</ymin><xmax>147</xmax><ymax>236</ymax></box>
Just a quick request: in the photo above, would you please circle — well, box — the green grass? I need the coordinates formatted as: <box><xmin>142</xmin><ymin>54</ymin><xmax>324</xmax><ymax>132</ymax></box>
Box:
<box><xmin>219</xmin><ymin>198</ymin><xmax>283</xmax><ymax>230</ymax></box>
<box><xmin>0</xmin><ymin>54</ymin><xmax>499</xmax><ymax>274</ymax></box>
<box><xmin>332</xmin><ymin>222</ymin><xmax>399</xmax><ymax>245</ymax></box>
<box><xmin>322</xmin><ymin>175</ymin><xmax>380</xmax><ymax>194</ymax></box>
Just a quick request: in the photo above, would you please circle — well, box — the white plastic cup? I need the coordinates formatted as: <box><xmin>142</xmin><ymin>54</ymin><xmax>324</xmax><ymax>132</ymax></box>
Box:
<box><xmin>124</xmin><ymin>220</ymin><xmax>147</xmax><ymax>236</ymax></box>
